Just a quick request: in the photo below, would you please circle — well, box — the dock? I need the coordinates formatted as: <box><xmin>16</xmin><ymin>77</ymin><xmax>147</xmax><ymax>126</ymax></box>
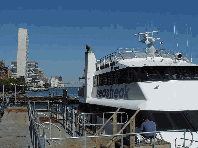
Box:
<box><xmin>0</xmin><ymin>107</ymin><xmax>32</xmax><ymax>147</ymax></box>
<box><xmin>0</xmin><ymin>95</ymin><xmax>80</xmax><ymax>105</ymax></box>
<box><xmin>26</xmin><ymin>100</ymin><xmax>171</xmax><ymax>148</ymax></box>
<box><xmin>0</xmin><ymin>99</ymin><xmax>173</xmax><ymax>148</ymax></box>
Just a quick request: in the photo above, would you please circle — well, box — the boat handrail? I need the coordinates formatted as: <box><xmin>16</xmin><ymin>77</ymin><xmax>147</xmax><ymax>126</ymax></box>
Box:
<box><xmin>96</xmin><ymin>47</ymin><xmax>191</xmax><ymax>70</ymax></box>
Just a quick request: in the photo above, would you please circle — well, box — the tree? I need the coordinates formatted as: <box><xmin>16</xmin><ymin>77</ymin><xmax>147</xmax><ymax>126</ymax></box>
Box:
<box><xmin>44</xmin><ymin>83</ymin><xmax>50</xmax><ymax>88</ymax></box>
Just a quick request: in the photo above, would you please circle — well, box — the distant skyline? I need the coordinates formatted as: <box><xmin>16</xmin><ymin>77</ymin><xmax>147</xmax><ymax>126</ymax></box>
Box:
<box><xmin>1</xmin><ymin>0</ymin><xmax>198</xmax><ymax>82</ymax></box>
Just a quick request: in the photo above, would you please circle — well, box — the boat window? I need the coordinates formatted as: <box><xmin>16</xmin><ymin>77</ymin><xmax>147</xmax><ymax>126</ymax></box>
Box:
<box><xmin>174</xmin><ymin>69</ymin><xmax>183</xmax><ymax>80</ymax></box>
<box><xmin>96</xmin><ymin>66</ymin><xmax>198</xmax><ymax>86</ymax></box>
<box><xmin>183</xmin><ymin>111</ymin><xmax>198</xmax><ymax>132</ymax></box>
<box><xmin>119</xmin><ymin>69</ymin><xmax>128</xmax><ymax>84</ymax></box>
<box><xmin>97</xmin><ymin>75</ymin><xmax>100</xmax><ymax>86</ymax></box>
<box><xmin>106</xmin><ymin>72</ymin><xmax>111</xmax><ymax>85</ymax></box>
<box><xmin>165</xmin><ymin>67</ymin><xmax>175</xmax><ymax>80</ymax></box>
<box><xmin>111</xmin><ymin>71</ymin><xmax>116</xmax><ymax>85</ymax></box>
<box><xmin>99</xmin><ymin>74</ymin><xmax>103</xmax><ymax>86</ymax></box>
<box><xmin>126</xmin><ymin>68</ymin><xmax>134</xmax><ymax>83</ymax></box>
<box><xmin>137</xmin><ymin>68</ymin><xmax>150</xmax><ymax>82</ymax></box>
<box><xmin>110</xmin><ymin>62</ymin><xmax>115</xmax><ymax>66</ymax></box>
<box><xmin>181</xmin><ymin>68</ymin><xmax>192</xmax><ymax>80</ymax></box>
<box><xmin>194</xmin><ymin>70</ymin><xmax>198</xmax><ymax>80</ymax></box>
<box><xmin>93</xmin><ymin>76</ymin><xmax>96</xmax><ymax>87</ymax></box>
<box><xmin>105</xmin><ymin>63</ymin><xmax>109</xmax><ymax>68</ymax></box>
<box><xmin>136</xmin><ymin>111</ymin><xmax>155</xmax><ymax>128</ymax></box>
<box><xmin>103</xmin><ymin>73</ymin><xmax>107</xmax><ymax>85</ymax></box>
<box><xmin>153</xmin><ymin>70</ymin><xmax>162</xmax><ymax>81</ymax></box>
<box><xmin>169</xmin><ymin>112</ymin><xmax>192</xmax><ymax>130</ymax></box>
<box><xmin>147</xmin><ymin>69</ymin><xmax>162</xmax><ymax>81</ymax></box>
<box><xmin>152</xmin><ymin>112</ymin><xmax>173</xmax><ymax>130</ymax></box>
<box><xmin>163</xmin><ymin>73</ymin><xmax>171</xmax><ymax>81</ymax></box>
<box><xmin>133</xmin><ymin>69</ymin><xmax>140</xmax><ymax>82</ymax></box>
<box><xmin>115</xmin><ymin>70</ymin><xmax>120</xmax><ymax>84</ymax></box>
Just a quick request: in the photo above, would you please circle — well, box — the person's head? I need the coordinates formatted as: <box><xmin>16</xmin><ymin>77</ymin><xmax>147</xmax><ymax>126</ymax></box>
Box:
<box><xmin>142</xmin><ymin>116</ymin><xmax>149</xmax><ymax>122</ymax></box>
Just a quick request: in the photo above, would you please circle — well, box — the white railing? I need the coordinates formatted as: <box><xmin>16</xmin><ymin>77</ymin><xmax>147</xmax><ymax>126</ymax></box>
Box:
<box><xmin>96</xmin><ymin>47</ymin><xmax>191</xmax><ymax>70</ymax></box>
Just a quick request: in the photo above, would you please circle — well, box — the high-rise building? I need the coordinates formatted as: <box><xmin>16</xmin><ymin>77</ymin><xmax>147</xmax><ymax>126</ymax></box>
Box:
<box><xmin>58</xmin><ymin>76</ymin><xmax>62</xmax><ymax>81</ymax></box>
<box><xmin>27</xmin><ymin>61</ymin><xmax>39</xmax><ymax>83</ymax></box>
<box><xmin>0</xmin><ymin>60</ymin><xmax>5</xmax><ymax>67</ymax></box>
<box><xmin>0</xmin><ymin>60</ymin><xmax>8</xmax><ymax>79</ymax></box>
<box><xmin>55</xmin><ymin>76</ymin><xmax>59</xmax><ymax>80</ymax></box>
<box><xmin>17</xmin><ymin>28</ymin><xmax>29</xmax><ymax>78</ymax></box>
<box><xmin>38</xmin><ymin>68</ymin><xmax>44</xmax><ymax>80</ymax></box>
<box><xmin>10</xmin><ymin>61</ymin><xmax>17</xmax><ymax>78</ymax></box>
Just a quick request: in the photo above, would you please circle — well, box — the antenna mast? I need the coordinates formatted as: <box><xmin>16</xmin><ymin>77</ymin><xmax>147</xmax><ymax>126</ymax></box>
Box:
<box><xmin>135</xmin><ymin>31</ymin><xmax>160</xmax><ymax>57</ymax></box>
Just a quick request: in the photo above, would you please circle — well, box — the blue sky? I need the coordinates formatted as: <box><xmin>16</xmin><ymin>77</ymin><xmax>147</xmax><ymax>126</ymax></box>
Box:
<box><xmin>1</xmin><ymin>0</ymin><xmax>198</xmax><ymax>82</ymax></box>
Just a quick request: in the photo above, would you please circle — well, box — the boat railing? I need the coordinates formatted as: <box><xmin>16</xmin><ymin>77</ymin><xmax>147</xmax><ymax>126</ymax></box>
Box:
<box><xmin>96</xmin><ymin>47</ymin><xmax>191</xmax><ymax>70</ymax></box>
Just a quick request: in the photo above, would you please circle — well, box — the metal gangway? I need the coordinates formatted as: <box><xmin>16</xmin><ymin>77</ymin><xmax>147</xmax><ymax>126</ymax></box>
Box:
<box><xmin>27</xmin><ymin>100</ymin><xmax>195</xmax><ymax>148</ymax></box>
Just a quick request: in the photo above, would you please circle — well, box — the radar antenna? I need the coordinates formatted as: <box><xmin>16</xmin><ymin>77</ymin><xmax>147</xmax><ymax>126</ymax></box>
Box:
<box><xmin>135</xmin><ymin>31</ymin><xmax>160</xmax><ymax>57</ymax></box>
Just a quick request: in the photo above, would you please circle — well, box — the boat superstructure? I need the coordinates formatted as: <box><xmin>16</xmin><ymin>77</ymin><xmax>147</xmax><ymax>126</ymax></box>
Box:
<box><xmin>84</xmin><ymin>31</ymin><xmax>198</xmax><ymax>110</ymax></box>
<box><xmin>81</xmin><ymin>31</ymin><xmax>198</xmax><ymax>147</ymax></box>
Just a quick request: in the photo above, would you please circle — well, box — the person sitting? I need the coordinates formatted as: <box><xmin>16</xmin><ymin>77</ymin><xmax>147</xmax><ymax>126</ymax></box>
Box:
<box><xmin>140</xmin><ymin>117</ymin><xmax>156</xmax><ymax>142</ymax></box>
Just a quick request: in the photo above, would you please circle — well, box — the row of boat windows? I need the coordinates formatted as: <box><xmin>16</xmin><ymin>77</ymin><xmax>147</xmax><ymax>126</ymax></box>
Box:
<box><xmin>136</xmin><ymin>111</ymin><xmax>198</xmax><ymax>132</ymax></box>
<box><xmin>93</xmin><ymin>66</ymin><xmax>198</xmax><ymax>86</ymax></box>
<box><xmin>96</xmin><ymin>61</ymin><xmax>116</xmax><ymax>71</ymax></box>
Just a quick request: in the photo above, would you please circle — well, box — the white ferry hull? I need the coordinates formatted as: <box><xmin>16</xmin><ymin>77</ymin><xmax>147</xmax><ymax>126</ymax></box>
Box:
<box><xmin>88</xmin><ymin>80</ymin><xmax>198</xmax><ymax>111</ymax></box>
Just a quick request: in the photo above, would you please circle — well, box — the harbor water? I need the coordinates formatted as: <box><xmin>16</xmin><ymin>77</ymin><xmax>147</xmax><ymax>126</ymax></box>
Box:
<box><xmin>25</xmin><ymin>87</ymin><xmax>79</xmax><ymax>110</ymax></box>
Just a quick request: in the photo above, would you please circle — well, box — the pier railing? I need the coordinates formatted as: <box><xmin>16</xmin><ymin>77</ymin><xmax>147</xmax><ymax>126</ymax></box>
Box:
<box><xmin>27</xmin><ymin>100</ymin><xmax>46</xmax><ymax>148</ymax></box>
<box><xmin>36</xmin><ymin>129</ymin><xmax>192</xmax><ymax>148</ymax></box>
<box><xmin>27</xmin><ymin>99</ymin><xmax>62</xmax><ymax>148</ymax></box>
<box><xmin>27</xmin><ymin>99</ymin><xmax>194</xmax><ymax>148</ymax></box>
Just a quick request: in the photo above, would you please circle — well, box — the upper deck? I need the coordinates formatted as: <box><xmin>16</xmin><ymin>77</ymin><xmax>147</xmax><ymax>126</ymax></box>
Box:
<box><xmin>96</xmin><ymin>48</ymin><xmax>192</xmax><ymax>71</ymax></box>
<box><xmin>96</xmin><ymin>31</ymin><xmax>193</xmax><ymax>71</ymax></box>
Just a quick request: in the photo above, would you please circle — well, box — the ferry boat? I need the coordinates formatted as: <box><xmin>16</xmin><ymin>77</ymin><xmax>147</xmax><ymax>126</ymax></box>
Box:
<box><xmin>80</xmin><ymin>31</ymin><xmax>198</xmax><ymax>147</ymax></box>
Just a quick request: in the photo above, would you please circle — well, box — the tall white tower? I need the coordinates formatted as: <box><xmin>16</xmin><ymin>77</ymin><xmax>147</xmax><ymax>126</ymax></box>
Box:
<box><xmin>17</xmin><ymin>28</ymin><xmax>29</xmax><ymax>78</ymax></box>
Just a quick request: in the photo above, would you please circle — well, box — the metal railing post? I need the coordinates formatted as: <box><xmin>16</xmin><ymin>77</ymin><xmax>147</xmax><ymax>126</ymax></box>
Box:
<box><xmin>33</xmin><ymin>122</ymin><xmax>35</xmax><ymax>148</ymax></box>
<box><xmin>154</xmin><ymin>132</ymin><xmax>156</xmax><ymax>147</ymax></box>
<box><xmin>50</xmin><ymin>118</ymin><xmax>51</xmax><ymax>139</ymax></box>
<box><xmin>175</xmin><ymin>137</ymin><xmax>177</xmax><ymax>148</ymax></box>
<box><xmin>64</xmin><ymin>104</ymin><xmax>66</xmax><ymax>129</ymax></box>
<box><xmin>58</xmin><ymin>104</ymin><xmax>59</xmax><ymax>122</ymax></box>
<box><xmin>84</xmin><ymin>114</ymin><xmax>86</xmax><ymax>148</ymax></box>
<box><xmin>50</xmin><ymin>104</ymin><xmax>52</xmax><ymax>118</ymax></box>
<box><xmin>15</xmin><ymin>85</ymin><xmax>16</xmax><ymax>105</ymax></box>
<box><xmin>44</xmin><ymin>130</ymin><xmax>46</xmax><ymax>148</ymax></box>
<box><xmin>183</xmin><ymin>130</ymin><xmax>186</xmax><ymax>147</ymax></box>
<box><xmin>35</xmin><ymin>128</ymin><xmax>37</xmax><ymax>148</ymax></box>
<box><xmin>103</xmin><ymin>113</ymin><xmax>104</xmax><ymax>125</ymax></box>
<box><xmin>48</xmin><ymin>100</ymin><xmax>49</xmax><ymax>111</ymax></box>
<box><xmin>73</xmin><ymin>108</ymin><xmax>75</xmax><ymax>137</ymax></box>
<box><xmin>121</xmin><ymin>112</ymin><xmax>123</xmax><ymax>123</ymax></box>
<box><xmin>56</xmin><ymin>104</ymin><xmax>58</xmax><ymax>120</ymax></box>
<box><xmin>30</xmin><ymin>119</ymin><xmax>32</xmax><ymax>142</ymax></box>
<box><xmin>71</xmin><ymin>110</ymin><xmax>72</xmax><ymax>132</ymax></box>
<box><xmin>3</xmin><ymin>85</ymin><xmax>4</xmax><ymax>105</ymax></box>
<box><xmin>121</xmin><ymin>135</ymin><xmax>123</xmax><ymax>148</ymax></box>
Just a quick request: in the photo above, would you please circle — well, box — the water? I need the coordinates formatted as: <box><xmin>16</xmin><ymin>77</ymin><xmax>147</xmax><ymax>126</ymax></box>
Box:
<box><xmin>26</xmin><ymin>87</ymin><xmax>79</xmax><ymax>110</ymax></box>
<box><xmin>26</xmin><ymin>87</ymin><xmax>79</xmax><ymax>97</ymax></box>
